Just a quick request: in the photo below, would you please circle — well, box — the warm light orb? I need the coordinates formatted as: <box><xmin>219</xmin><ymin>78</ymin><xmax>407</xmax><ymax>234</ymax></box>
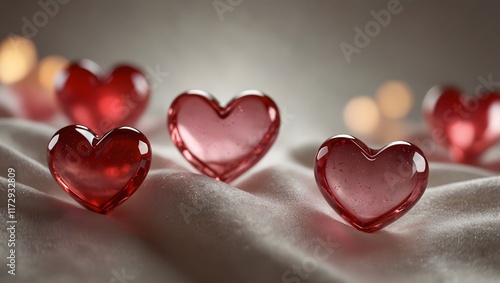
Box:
<box><xmin>0</xmin><ymin>35</ymin><xmax>37</xmax><ymax>85</ymax></box>
<box><xmin>344</xmin><ymin>96</ymin><xmax>380</xmax><ymax>135</ymax></box>
<box><xmin>37</xmin><ymin>56</ymin><xmax>69</xmax><ymax>95</ymax></box>
<box><xmin>376</xmin><ymin>80</ymin><xmax>414</xmax><ymax>119</ymax></box>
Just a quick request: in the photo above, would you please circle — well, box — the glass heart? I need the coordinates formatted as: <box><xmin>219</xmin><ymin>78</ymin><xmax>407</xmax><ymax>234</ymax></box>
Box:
<box><xmin>167</xmin><ymin>90</ymin><xmax>280</xmax><ymax>183</ymax></box>
<box><xmin>56</xmin><ymin>60</ymin><xmax>150</xmax><ymax>135</ymax></box>
<box><xmin>423</xmin><ymin>85</ymin><xmax>500</xmax><ymax>163</ymax></box>
<box><xmin>314</xmin><ymin>135</ymin><xmax>429</xmax><ymax>233</ymax></box>
<box><xmin>47</xmin><ymin>125</ymin><xmax>152</xmax><ymax>214</ymax></box>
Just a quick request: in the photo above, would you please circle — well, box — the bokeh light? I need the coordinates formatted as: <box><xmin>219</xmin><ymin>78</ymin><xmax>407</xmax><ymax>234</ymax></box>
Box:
<box><xmin>0</xmin><ymin>35</ymin><xmax>37</xmax><ymax>85</ymax></box>
<box><xmin>37</xmin><ymin>55</ymin><xmax>69</xmax><ymax>95</ymax></box>
<box><xmin>344</xmin><ymin>96</ymin><xmax>380</xmax><ymax>136</ymax></box>
<box><xmin>376</xmin><ymin>80</ymin><xmax>414</xmax><ymax>119</ymax></box>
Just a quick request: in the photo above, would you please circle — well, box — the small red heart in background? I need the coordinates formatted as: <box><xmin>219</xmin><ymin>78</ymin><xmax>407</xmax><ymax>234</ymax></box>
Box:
<box><xmin>167</xmin><ymin>90</ymin><xmax>280</xmax><ymax>183</ymax></box>
<box><xmin>314</xmin><ymin>135</ymin><xmax>428</xmax><ymax>233</ymax></box>
<box><xmin>422</xmin><ymin>86</ymin><xmax>500</xmax><ymax>163</ymax></box>
<box><xmin>47</xmin><ymin>125</ymin><xmax>152</xmax><ymax>214</ymax></box>
<box><xmin>55</xmin><ymin>60</ymin><xmax>150</xmax><ymax>135</ymax></box>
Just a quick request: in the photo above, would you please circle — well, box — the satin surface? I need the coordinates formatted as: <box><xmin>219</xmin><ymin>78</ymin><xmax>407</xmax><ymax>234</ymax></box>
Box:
<box><xmin>0</xmin><ymin>118</ymin><xmax>499</xmax><ymax>283</ymax></box>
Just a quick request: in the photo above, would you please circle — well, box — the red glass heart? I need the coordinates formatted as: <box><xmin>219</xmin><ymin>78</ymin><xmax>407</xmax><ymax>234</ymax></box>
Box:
<box><xmin>47</xmin><ymin>125</ymin><xmax>152</xmax><ymax>214</ymax></box>
<box><xmin>314</xmin><ymin>135</ymin><xmax>429</xmax><ymax>233</ymax></box>
<box><xmin>167</xmin><ymin>90</ymin><xmax>280</xmax><ymax>183</ymax></box>
<box><xmin>55</xmin><ymin>60</ymin><xmax>150</xmax><ymax>135</ymax></box>
<box><xmin>422</xmin><ymin>86</ymin><xmax>500</xmax><ymax>163</ymax></box>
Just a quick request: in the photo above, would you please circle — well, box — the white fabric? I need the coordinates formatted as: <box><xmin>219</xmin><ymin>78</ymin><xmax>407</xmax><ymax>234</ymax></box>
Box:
<box><xmin>1</xmin><ymin>117</ymin><xmax>500</xmax><ymax>283</ymax></box>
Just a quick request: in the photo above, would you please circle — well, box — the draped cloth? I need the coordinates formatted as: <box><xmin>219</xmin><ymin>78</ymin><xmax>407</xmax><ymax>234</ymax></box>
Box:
<box><xmin>0</xmin><ymin>118</ymin><xmax>499</xmax><ymax>283</ymax></box>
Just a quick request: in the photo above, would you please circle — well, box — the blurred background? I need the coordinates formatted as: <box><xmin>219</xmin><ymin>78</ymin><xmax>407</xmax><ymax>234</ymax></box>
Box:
<box><xmin>1</xmin><ymin>0</ymin><xmax>500</xmax><ymax>151</ymax></box>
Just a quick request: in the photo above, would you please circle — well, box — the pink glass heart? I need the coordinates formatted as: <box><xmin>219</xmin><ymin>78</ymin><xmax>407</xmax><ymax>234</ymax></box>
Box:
<box><xmin>167</xmin><ymin>90</ymin><xmax>280</xmax><ymax>183</ymax></box>
<box><xmin>314</xmin><ymin>135</ymin><xmax>429</xmax><ymax>233</ymax></box>
<box><xmin>47</xmin><ymin>125</ymin><xmax>152</xmax><ymax>214</ymax></box>
<box><xmin>422</xmin><ymin>85</ymin><xmax>500</xmax><ymax>163</ymax></box>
